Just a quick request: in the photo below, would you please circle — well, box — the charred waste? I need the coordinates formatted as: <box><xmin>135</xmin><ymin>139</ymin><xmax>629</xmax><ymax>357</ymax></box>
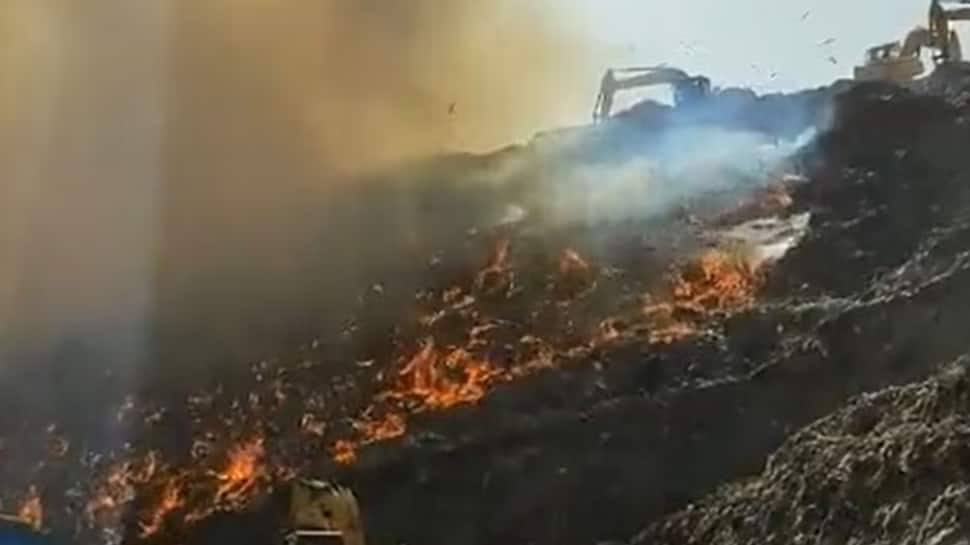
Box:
<box><xmin>7</xmin><ymin>26</ymin><xmax>970</xmax><ymax>545</ymax></box>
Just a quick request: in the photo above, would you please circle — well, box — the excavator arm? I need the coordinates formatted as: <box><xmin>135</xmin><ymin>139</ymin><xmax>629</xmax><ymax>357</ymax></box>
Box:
<box><xmin>929</xmin><ymin>0</ymin><xmax>970</xmax><ymax>61</ymax></box>
<box><xmin>593</xmin><ymin>67</ymin><xmax>708</xmax><ymax>121</ymax></box>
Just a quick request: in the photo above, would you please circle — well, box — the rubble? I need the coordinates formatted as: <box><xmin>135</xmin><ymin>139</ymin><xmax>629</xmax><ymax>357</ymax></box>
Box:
<box><xmin>5</xmin><ymin>58</ymin><xmax>970</xmax><ymax>545</ymax></box>
<box><xmin>634</xmin><ymin>359</ymin><xmax>970</xmax><ymax>545</ymax></box>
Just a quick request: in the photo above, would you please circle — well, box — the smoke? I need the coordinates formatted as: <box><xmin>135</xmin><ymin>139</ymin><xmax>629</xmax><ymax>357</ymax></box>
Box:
<box><xmin>173</xmin><ymin>0</ymin><xmax>596</xmax><ymax>172</ymax></box>
<box><xmin>472</xmin><ymin>123</ymin><xmax>817</xmax><ymax>230</ymax></box>
<box><xmin>0</xmin><ymin>1</ymin><xmax>600</xmax><ymax>371</ymax></box>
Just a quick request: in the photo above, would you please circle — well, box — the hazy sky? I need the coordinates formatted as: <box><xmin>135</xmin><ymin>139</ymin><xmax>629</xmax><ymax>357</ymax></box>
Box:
<box><xmin>567</xmin><ymin>0</ymin><xmax>940</xmax><ymax>113</ymax></box>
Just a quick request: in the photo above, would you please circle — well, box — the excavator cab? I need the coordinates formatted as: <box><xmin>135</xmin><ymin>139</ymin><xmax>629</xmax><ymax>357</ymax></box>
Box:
<box><xmin>284</xmin><ymin>480</ymin><xmax>365</xmax><ymax>545</ymax></box>
<box><xmin>673</xmin><ymin>76</ymin><xmax>712</xmax><ymax>108</ymax></box>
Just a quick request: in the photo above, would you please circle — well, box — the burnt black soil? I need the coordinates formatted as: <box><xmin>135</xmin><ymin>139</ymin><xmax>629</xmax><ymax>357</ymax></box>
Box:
<box><xmin>9</xmin><ymin>64</ymin><xmax>970</xmax><ymax>545</ymax></box>
<box><xmin>183</xmin><ymin>67</ymin><xmax>970</xmax><ymax>545</ymax></box>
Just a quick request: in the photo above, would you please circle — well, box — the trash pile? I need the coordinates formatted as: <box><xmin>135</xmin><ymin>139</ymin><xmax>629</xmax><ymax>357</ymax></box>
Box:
<box><xmin>635</xmin><ymin>359</ymin><xmax>970</xmax><ymax>545</ymax></box>
<box><xmin>6</xmin><ymin>60</ymin><xmax>970</xmax><ymax>545</ymax></box>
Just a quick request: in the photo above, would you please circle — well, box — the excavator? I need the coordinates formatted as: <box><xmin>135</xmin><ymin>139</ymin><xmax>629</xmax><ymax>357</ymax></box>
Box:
<box><xmin>855</xmin><ymin>0</ymin><xmax>970</xmax><ymax>83</ymax></box>
<box><xmin>592</xmin><ymin>66</ymin><xmax>711</xmax><ymax>122</ymax></box>
<box><xmin>284</xmin><ymin>479</ymin><xmax>365</xmax><ymax>545</ymax></box>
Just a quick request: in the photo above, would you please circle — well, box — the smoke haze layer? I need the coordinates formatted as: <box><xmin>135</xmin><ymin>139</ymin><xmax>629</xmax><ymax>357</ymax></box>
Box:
<box><xmin>0</xmin><ymin>1</ymin><xmax>597</xmax><ymax>368</ymax></box>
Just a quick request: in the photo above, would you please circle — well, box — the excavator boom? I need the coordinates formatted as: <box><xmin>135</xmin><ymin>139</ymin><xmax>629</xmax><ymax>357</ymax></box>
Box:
<box><xmin>593</xmin><ymin>67</ymin><xmax>709</xmax><ymax>121</ymax></box>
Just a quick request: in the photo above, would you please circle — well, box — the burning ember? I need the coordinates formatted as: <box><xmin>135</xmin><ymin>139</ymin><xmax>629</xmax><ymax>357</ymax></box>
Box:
<box><xmin>212</xmin><ymin>436</ymin><xmax>266</xmax><ymax>507</ymax></box>
<box><xmin>330</xmin><ymin>440</ymin><xmax>358</xmax><ymax>465</ymax></box>
<box><xmin>17</xmin><ymin>486</ymin><xmax>42</xmax><ymax>530</ymax></box>
<box><xmin>643</xmin><ymin>248</ymin><xmax>763</xmax><ymax>343</ymax></box>
<box><xmin>138</xmin><ymin>477</ymin><xmax>184</xmax><ymax>537</ymax></box>
<box><xmin>381</xmin><ymin>340</ymin><xmax>502</xmax><ymax>411</ymax></box>
<box><xmin>670</xmin><ymin>249</ymin><xmax>760</xmax><ymax>314</ymax></box>
<box><xmin>0</xmin><ymin>179</ymin><xmax>799</xmax><ymax>543</ymax></box>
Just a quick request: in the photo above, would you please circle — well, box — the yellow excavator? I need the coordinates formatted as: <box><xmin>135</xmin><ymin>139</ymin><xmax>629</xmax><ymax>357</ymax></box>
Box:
<box><xmin>855</xmin><ymin>0</ymin><xmax>970</xmax><ymax>83</ymax></box>
<box><xmin>592</xmin><ymin>66</ymin><xmax>711</xmax><ymax>122</ymax></box>
<box><xmin>284</xmin><ymin>479</ymin><xmax>365</xmax><ymax>545</ymax></box>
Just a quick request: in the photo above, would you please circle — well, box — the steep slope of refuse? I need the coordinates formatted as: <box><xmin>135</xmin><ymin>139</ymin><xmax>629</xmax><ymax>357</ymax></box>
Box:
<box><xmin>624</xmin><ymin>63</ymin><xmax>970</xmax><ymax>545</ymax></box>
<box><xmin>7</xmin><ymin>63</ymin><xmax>970</xmax><ymax>545</ymax></box>
<box><xmin>635</xmin><ymin>359</ymin><xmax>970</xmax><ymax>545</ymax></box>
<box><xmin>178</xmin><ymin>72</ymin><xmax>970</xmax><ymax>545</ymax></box>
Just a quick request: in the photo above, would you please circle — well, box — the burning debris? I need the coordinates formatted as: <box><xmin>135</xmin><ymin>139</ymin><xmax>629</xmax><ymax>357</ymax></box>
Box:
<box><xmin>17</xmin><ymin>487</ymin><xmax>42</xmax><ymax>530</ymax></box>
<box><xmin>13</xmin><ymin>59</ymin><xmax>970</xmax><ymax>545</ymax></box>
<box><xmin>0</xmin><ymin>165</ymin><xmax>800</xmax><ymax>542</ymax></box>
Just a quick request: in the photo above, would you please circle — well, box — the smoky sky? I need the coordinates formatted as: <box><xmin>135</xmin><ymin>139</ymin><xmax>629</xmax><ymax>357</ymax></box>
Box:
<box><xmin>0</xmin><ymin>1</ymin><xmax>597</xmax><ymax>365</ymax></box>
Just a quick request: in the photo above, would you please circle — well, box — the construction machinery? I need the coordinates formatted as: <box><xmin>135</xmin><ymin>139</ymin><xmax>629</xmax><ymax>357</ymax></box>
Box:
<box><xmin>284</xmin><ymin>479</ymin><xmax>365</xmax><ymax>545</ymax></box>
<box><xmin>854</xmin><ymin>0</ymin><xmax>970</xmax><ymax>82</ymax></box>
<box><xmin>593</xmin><ymin>66</ymin><xmax>711</xmax><ymax>122</ymax></box>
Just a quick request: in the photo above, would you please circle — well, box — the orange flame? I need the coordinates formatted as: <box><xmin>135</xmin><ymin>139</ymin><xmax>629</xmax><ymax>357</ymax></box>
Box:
<box><xmin>213</xmin><ymin>436</ymin><xmax>265</xmax><ymax>506</ymax></box>
<box><xmin>138</xmin><ymin>477</ymin><xmax>185</xmax><ymax>537</ymax></box>
<box><xmin>14</xmin><ymin>198</ymin><xmax>785</xmax><ymax>538</ymax></box>
<box><xmin>381</xmin><ymin>340</ymin><xmax>503</xmax><ymax>411</ymax></box>
<box><xmin>671</xmin><ymin>249</ymin><xmax>760</xmax><ymax>313</ymax></box>
<box><xmin>330</xmin><ymin>440</ymin><xmax>358</xmax><ymax>465</ymax></box>
<box><xmin>17</xmin><ymin>486</ymin><xmax>42</xmax><ymax>530</ymax></box>
<box><xmin>642</xmin><ymin>248</ymin><xmax>762</xmax><ymax>343</ymax></box>
<box><xmin>356</xmin><ymin>412</ymin><xmax>406</xmax><ymax>445</ymax></box>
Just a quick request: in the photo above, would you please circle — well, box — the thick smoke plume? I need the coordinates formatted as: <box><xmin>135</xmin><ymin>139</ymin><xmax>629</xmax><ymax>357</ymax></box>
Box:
<box><xmin>0</xmin><ymin>1</ymin><xmax>596</xmax><ymax>369</ymax></box>
<box><xmin>174</xmin><ymin>0</ymin><xmax>596</xmax><ymax>171</ymax></box>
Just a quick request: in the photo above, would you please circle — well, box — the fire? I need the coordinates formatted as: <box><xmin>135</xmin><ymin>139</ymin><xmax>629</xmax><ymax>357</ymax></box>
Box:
<box><xmin>356</xmin><ymin>412</ymin><xmax>407</xmax><ymax>445</ymax></box>
<box><xmin>139</xmin><ymin>477</ymin><xmax>185</xmax><ymax>537</ymax></box>
<box><xmin>670</xmin><ymin>249</ymin><xmax>760</xmax><ymax>313</ymax></box>
<box><xmin>3</xmin><ymin>184</ymin><xmax>792</xmax><ymax>542</ymax></box>
<box><xmin>181</xmin><ymin>435</ymin><xmax>269</xmax><ymax>525</ymax></box>
<box><xmin>213</xmin><ymin>436</ymin><xmax>265</xmax><ymax>506</ymax></box>
<box><xmin>330</xmin><ymin>440</ymin><xmax>358</xmax><ymax>465</ymax></box>
<box><xmin>380</xmin><ymin>340</ymin><xmax>503</xmax><ymax>411</ymax></box>
<box><xmin>17</xmin><ymin>486</ymin><xmax>42</xmax><ymax>530</ymax></box>
<box><xmin>642</xmin><ymin>248</ymin><xmax>763</xmax><ymax>343</ymax></box>
<box><xmin>86</xmin><ymin>451</ymin><xmax>160</xmax><ymax>527</ymax></box>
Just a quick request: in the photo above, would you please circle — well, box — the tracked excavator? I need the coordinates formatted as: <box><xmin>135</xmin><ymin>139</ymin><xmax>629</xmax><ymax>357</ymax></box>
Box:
<box><xmin>592</xmin><ymin>66</ymin><xmax>711</xmax><ymax>122</ymax></box>
<box><xmin>855</xmin><ymin>0</ymin><xmax>970</xmax><ymax>82</ymax></box>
